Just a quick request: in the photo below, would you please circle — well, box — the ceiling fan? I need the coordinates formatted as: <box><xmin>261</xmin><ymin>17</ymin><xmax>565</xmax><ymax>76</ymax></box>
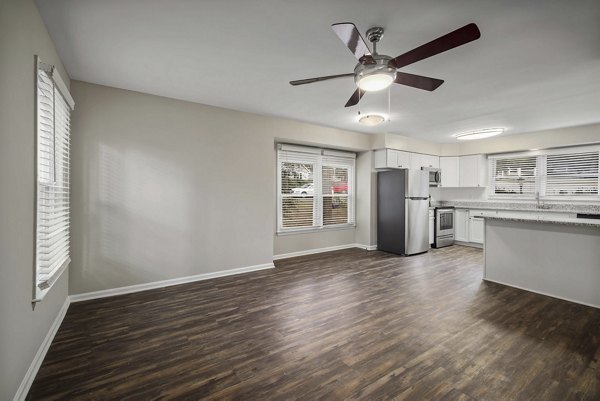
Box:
<box><xmin>290</xmin><ymin>22</ymin><xmax>481</xmax><ymax>107</ymax></box>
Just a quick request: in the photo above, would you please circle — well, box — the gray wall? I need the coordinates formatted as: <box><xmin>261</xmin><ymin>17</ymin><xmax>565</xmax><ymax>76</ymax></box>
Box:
<box><xmin>70</xmin><ymin>81</ymin><xmax>374</xmax><ymax>294</ymax></box>
<box><xmin>0</xmin><ymin>0</ymin><xmax>71</xmax><ymax>399</ymax></box>
<box><xmin>354</xmin><ymin>151</ymin><xmax>377</xmax><ymax>248</ymax></box>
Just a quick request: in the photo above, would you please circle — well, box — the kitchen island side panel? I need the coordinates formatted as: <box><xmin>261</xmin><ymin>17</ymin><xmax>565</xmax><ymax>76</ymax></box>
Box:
<box><xmin>484</xmin><ymin>218</ymin><xmax>600</xmax><ymax>308</ymax></box>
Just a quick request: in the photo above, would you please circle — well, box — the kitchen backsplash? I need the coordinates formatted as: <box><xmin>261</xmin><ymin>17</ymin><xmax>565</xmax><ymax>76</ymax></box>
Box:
<box><xmin>429</xmin><ymin>187</ymin><xmax>487</xmax><ymax>202</ymax></box>
<box><xmin>430</xmin><ymin>187</ymin><xmax>600</xmax><ymax>210</ymax></box>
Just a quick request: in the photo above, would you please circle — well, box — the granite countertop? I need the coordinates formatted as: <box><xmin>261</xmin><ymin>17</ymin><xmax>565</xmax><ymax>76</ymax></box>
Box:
<box><xmin>484</xmin><ymin>215</ymin><xmax>600</xmax><ymax>228</ymax></box>
<box><xmin>435</xmin><ymin>200</ymin><xmax>600</xmax><ymax>215</ymax></box>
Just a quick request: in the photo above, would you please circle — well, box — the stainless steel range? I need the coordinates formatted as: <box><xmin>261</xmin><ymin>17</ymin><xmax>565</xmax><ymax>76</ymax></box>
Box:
<box><xmin>433</xmin><ymin>206</ymin><xmax>455</xmax><ymax>248</ymax></box>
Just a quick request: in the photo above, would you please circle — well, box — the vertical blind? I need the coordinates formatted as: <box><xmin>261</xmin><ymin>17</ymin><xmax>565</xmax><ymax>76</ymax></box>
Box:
<box><xmin>277</xmin><ymin>145</ymin><xmax>355</xmax><ymax>232</ymax></box>
<box><xmin>488</xmin><ymin>147</ymin><xmax>600</xmax><ymax>200</ymax></box>
<box><xmin>35</xmin><ymin>59</ymin><xmax>74</xmax><ymax>301</ymax></box>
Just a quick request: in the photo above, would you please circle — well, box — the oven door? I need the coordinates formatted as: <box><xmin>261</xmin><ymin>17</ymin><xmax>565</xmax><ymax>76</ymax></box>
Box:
<box><xmin>436</xmin><ymin>210</ymin><xmax>454</xmax><ymax>237</ymax></box>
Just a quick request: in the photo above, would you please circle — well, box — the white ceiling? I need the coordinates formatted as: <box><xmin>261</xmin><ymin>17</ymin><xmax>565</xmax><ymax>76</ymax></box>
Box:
<box><xmin>36</xmin><ymin>0</ymin><xmax>600</xmax><ymax>143</ymax></box>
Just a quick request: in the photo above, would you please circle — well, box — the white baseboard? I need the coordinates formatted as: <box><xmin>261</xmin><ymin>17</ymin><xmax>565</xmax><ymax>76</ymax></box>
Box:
<box><xmin>13</xmin><ymin>296</ymin><xmax>70</xmax><ymax>401</ymax></box>
<box><xmin>454</xmin><ymin>241</ymin><xmax>483</xmax><ymax>249</ymax></box>
<box><xmin>273</xmin><ymin>243</ymin><xmax>376</xmax><ymax>260</ymax></box>
<box><xmin>70</xmin><ymin>262</ymin><xmax>275</xmax><ymax>303</ymax></box>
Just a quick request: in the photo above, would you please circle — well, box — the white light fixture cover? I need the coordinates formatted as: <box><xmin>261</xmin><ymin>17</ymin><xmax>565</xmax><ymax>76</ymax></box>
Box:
<box><xmin>357</xmin><ymin>74</ymin><xmax>395</xmax><ymax>91</ymax></box>
<box><xmin>359</xmin><ymin>114</ymin><xmax>385</xmax><ymax>126</ymax></box>
<box><xmin>454</xmin><ymin>128</ymin><xmax>504</xmax><ymax>140</ymax></box>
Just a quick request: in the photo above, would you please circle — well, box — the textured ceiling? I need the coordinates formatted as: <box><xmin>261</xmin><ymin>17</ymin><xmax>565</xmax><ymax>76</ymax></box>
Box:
<box><xmin>36</xmin><ymin>0</ymin><xmax>600</xmax><ymax>142</ymax></box>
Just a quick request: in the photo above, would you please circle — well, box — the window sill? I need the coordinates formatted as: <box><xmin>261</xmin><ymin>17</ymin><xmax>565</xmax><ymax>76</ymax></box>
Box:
<box><xmin>33</xmin><ymin>258</ymin><xmax>70</xmax><ymax>303</ymax></box>
<box><xmin>276</xmin><ymin>224</ymin><xmax>356</xmax><ymax>236</ymax></box>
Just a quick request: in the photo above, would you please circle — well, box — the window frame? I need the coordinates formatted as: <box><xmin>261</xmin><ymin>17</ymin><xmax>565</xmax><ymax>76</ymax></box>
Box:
<box><xmin>33</xmin><ymin>56</ymin><xmax>74</xmax><ymax>302</ymax></box>
<box><xmin>488</xmin><ymin>154</ymin><xmax>539</xmax><ymax>200</ymax></box>
<box><xmin>276</xmin><ymin>144</ymin><xmax>356</xmax><ymax>234</ymax></box>
<box><xmin>488</xmin><ymin>145</ymin><xmax>600</xmax><ymax>202</ymax></box>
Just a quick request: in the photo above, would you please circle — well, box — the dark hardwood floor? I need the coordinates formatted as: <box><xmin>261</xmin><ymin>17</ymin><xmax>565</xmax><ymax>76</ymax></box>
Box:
<box><xmin>28</xmin><ymin>246</ymin><xmax>600</xmax><ymax>400</ymax></box>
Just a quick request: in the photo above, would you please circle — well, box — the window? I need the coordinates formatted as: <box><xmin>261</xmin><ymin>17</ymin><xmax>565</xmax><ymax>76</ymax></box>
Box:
<box><xmin>277</xmin><ymin>144</ymin><xmax>355</xmax><ymax>233</ymax></box>
<box><xmin>34</xmin><ymin>57</ymin><xmax>74</xmax><ymax>301</ymax></box>
<box><xmin>489</xmin><ymin>146</ymin><xmax>600</xmax><ymax>200</ymax></box>
<box><xmin>544</xmin><ymin>151</ymin><xmax>599</xmax><ymax>197</ymax></box>
<box><xmin>489</xmin><ymin>156</ymin><xmax>538</xmax><ymax>197</ymax></box>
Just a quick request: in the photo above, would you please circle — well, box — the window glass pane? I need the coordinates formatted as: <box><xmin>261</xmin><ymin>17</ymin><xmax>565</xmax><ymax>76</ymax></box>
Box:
<box><xmin>281</xmin><ymin>162</ymin><xmax>314</xmax><ymax>228</ymax></box>
<box><xmin>322</xmin><ymin>166</ymin><xmax>348</xmax><ymax>225</ymax></box>
<box><xmin>322</xmin><ymin>166</ymin><xmax>348</xmax><ymax>195</ymax></box>
<box><xmin>281</xmin><ymin>162</ymin><xmax>313</xmax><ymax>194</ymax></box>
<box><xmin>545</xmin><ymin>152</ymin><xmax>599</xmax><ymax>196</ymax></box>
<box><xmin>323</xmin><ymin>196</ymin><xmax>348</xmax><ymax>225</ymax></box>
<box><xmin>492</xmin><ymin>156</ymin><xmax>537</xmax><ymax>196</ymax></box>
<box><xmin>281</xmin><ymin>197</ymin><xmax>314</xmax><ymax>228</ymax></box>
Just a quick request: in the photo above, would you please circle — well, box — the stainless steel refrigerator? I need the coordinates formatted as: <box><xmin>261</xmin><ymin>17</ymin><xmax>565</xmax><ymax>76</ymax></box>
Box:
<box><xmin>377</xmin><ymin>169</ymin><xmax>430</xmax><ymax>255</ymax></box>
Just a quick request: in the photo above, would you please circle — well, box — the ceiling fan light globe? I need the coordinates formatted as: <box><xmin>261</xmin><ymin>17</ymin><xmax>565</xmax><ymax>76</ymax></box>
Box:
<box><xmin>358</xmin><ymin>114</ymin><xmax>386</xmax><ymax>126</ymax></box>
<box><xmin>357</xmin><ymin>74</ymin><xmax>394</xmax><ymax>91</ymax></box>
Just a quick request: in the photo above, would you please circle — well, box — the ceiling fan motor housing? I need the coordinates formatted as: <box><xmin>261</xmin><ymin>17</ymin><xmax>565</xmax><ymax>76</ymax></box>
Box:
<box><xmin>354</xmin><ymin>55</ymin><xmax>397</xmax><ymax>91</ymax></box>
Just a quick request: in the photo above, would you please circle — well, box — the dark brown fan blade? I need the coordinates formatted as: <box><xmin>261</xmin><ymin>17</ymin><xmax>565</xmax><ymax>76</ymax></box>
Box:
<box><xmin>345</xmin><ymin>88</ymin><xmax>365</xmax><ymax>107</ymax></box>
<box><xmin>331</xmin><ymin>23</ymin><xmax>374</xmax><ymax>63</ymax></box>
<box><xmin>290</xmin><ymin>73</ymin><xmax>354</xmax><ymax>86</ymax></box>
<box><xmin>394</xmin><ymin>72</ymin><xmax>444</xmax><ymax>91</ymax></box>
<box><xmin>390</xmin><ymin>23</ymin><xmax>481</xmax><ymax>69</ymax></box>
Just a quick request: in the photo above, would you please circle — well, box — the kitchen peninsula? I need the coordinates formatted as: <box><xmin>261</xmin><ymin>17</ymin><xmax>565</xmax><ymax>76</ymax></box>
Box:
<box><xmin>483</xmin><ymin>215</ymin><xmax>600</xmax><ymax>308</ymax></box>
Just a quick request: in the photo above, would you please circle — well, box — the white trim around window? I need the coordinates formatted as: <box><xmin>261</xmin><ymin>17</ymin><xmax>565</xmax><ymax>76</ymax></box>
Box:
<box><xmin>277</xmin><ymin>144</ymin><xmax>356</xmax><ymax>234</ymax></box>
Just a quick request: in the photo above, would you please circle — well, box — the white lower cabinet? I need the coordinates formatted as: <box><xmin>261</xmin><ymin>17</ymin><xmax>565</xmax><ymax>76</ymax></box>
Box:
<box><xmin>455</xmin><ymin>209</ymin><xmax>469</xmax><ymax>242</ymax></box>
<box><xmin>429</xmin><ymin>210</ymin><xmax>435</xmax><ymax>245</ymax></box>
<box><xmin>455</xmin><ymin>208</ymin><xmax>484</xmax><ymax>245</ymax></box>
<box><xmin>469</xmin><ymin>216</ymin><xmax>484</xmax><ymax>244</ymax></box>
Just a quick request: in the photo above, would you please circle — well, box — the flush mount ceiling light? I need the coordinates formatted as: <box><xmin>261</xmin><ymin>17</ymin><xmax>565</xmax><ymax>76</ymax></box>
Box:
<box><xmin>358</xmin><ymin>114</ymin><xmax>385</xmax><ymax>126</ymax></box>
<box><xmin>453</xmin><ymin>128</ymin><xmax>504</xmax><ymax>140</ymax></box>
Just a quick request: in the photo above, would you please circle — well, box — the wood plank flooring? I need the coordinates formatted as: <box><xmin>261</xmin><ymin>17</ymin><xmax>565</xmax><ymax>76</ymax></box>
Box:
<box><xmin>28</xmin><ymin>246</ymin><xmax>600</xmax><ymax>400</ymax></box>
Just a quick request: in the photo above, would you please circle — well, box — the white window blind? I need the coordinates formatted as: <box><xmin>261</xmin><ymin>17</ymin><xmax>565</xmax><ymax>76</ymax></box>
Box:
<box><xmin>35</xmin><ymin>58</ymin><xmax>74</xmax><ymax>301</ymax></box>
<box><xmin>489</xmin><ymin>156</ymin><xmax>538</xmax><ymax>198</ymax></box>
<box><xmin>277</xmin><ymin>145</ymin><xmax>355</xmax><ymax>232</ymax></box>
<box><xmin>488</xmin><ymin>146</ymin><xmax>600</xmax><ymax>200</ymax></box>
<box><xmin>544</xmin><ymin>151</ymin><xmax>599</xmax><ymax>197</ymax></box>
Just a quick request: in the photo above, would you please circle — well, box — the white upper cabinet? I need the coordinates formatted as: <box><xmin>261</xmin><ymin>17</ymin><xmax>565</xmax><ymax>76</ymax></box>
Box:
<box><xmin>375</xmin><ymin>149</ymin><xmax>439</xmax><ymax>170</ymax></box>
<box><xmin>422</xmin><ymin>154</ymin><xmax>440</xmax><ymax>169</ymax></box>
<box><xmin>440</xmin><ymin>155</ymin><xmax>487</xmax><ymax>187</ymax></box>
<box><xmin>459</xmin><ymin>155</ymin><xmax>487</xmax><ymax>187</ymax></box>
<box><xmin>440</xmin><ymin>156</ymin><xmax>459</xmax><ymax>187</ymax></box>
<box><xmin>409</xmin><ymin>153</ymin><xmax>423</xmax><ymax>170</ymax></box>
<box><xmin>396</xmin><ymin>150</ymin><xmax>411</xmax><ymax>168</ymax></box>
<box><xmin>374</xmin><ymin>149</ymin><xmax>411</xmax><ymax>169</ymax></box>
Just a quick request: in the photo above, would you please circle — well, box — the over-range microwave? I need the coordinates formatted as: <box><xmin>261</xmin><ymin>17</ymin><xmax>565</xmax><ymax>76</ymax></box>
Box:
<box><xmin>422</xmin><ymin>167</ymin><xmax>441</xmax><ymax>187</ymax></box>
